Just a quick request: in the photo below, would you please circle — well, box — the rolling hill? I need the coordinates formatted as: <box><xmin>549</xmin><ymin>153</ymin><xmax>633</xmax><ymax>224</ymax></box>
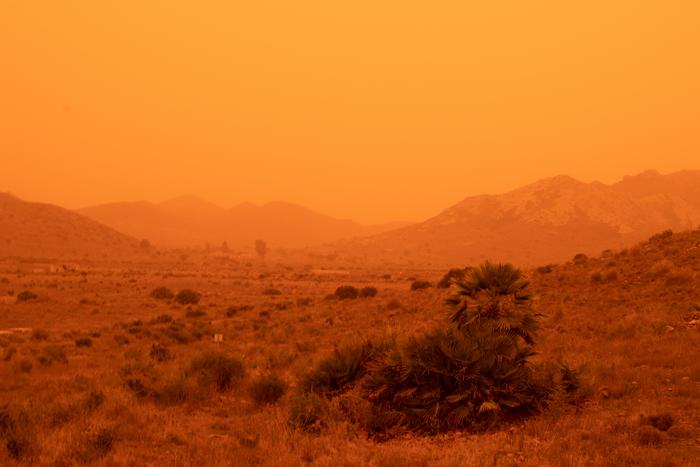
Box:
<box><xmin>0</xmin><ymin>193</ymin><xmax>142</xmax><ymax>259</ymax></box>
<box><xmin>342</xmin><ymin>170</ymin><xmax>700</xmax><ymax>266</ymax></box>
<box><xmin>78</xmin><ymin>196</ymin><xmax>411</xmax><ymax>249</ymax></box>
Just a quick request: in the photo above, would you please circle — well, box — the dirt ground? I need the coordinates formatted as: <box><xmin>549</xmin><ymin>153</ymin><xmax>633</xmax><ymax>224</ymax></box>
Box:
<box><xmin>1</xmin><ymin>230</ymin><xmax>700</xmax><ymax>466</ymax></box>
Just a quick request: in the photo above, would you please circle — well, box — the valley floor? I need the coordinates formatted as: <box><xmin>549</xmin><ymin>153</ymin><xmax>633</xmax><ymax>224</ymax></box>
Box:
<box><xmin>1</xmin><ymin>229</ymin><xmax>700</xmax><ymax>465</ymax></box>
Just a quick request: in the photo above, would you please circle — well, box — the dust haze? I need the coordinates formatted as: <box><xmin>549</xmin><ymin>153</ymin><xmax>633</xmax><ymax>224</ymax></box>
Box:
<box><xmin>2</xmin><ymin>1</ymin><xmax>700</xmax><ymax>466</ymax></box>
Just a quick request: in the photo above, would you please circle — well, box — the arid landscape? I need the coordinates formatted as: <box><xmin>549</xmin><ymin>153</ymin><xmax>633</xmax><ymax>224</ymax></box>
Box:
<box><xmin>2</xmin><ymin>182</ymin><xmax>700</xmax><ymax>465</ymax></box>
<box><xmin>3</xmin><ymin>2</ymin><xmax>700</xmax><ymax>465</ymax></box>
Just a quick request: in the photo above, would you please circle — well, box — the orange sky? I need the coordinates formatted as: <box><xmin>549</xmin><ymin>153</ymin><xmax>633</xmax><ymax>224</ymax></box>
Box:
<box><xmin>1</xmin><ymin>1</ymin><xmax>699</xmax><ymax>223</ymax></box>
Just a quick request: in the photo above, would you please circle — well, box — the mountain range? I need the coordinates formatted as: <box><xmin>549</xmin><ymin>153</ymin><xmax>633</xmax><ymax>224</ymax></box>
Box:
<box><xmin>77</xmin><ymin>196</ymin><xmax>411</xmax><ymax>249</ymax></box>
<box><xmin>0</xmin><ymin>192</ymin><xmax>140</xmax><ymax>259</ymax></box>
<box><xmin>342</xmin><ymin>170</ymin><xmax>700</xmax><ymax>266</ymax></box>
<box><xmin>2</xmin><ymin>169</ymin><xmax>700</xmax><ymax>263</ymax></box>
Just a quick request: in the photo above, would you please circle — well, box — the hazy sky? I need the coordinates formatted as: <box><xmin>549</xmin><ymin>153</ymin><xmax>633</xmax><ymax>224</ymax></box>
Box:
<box><xmin>1</xmin><ymin>1</ymin><xmax>699</xmax><ymax>223</ymax></box>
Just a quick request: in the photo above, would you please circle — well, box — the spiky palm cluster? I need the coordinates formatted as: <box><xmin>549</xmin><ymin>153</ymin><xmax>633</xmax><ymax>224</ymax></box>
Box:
<box><xmin>294</xmin><ymin>262</ymin><xmax>580</xmax><ymax>436</ymax></box>
<box><xmin>362</xmin><ymin>263</ymin><xmax>548</xmax><ymax>433</ymax></box>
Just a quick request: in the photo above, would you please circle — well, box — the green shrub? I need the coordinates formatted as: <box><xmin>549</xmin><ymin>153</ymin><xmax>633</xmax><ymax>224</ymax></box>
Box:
<box><xmin>334</xmin><ymin>286</ymin><xmax>359</xmax><ymax>300</ymax></box>
<box><xmin>249</xmin><ymin>374</ymin><xmax>287</xmax><ymax>404</ymax></box>
<box><xmin>189</xmin><ymin>351</ymin><xmax>244</xmax><ymax>392</ymax></box>
<box><xmin>150</xmin><ymin>287</ymin><xmax>174</xmax><ymax>300</ymax></box>
<box><xmin>175</xmin><ymin>289</ymin><xmax>201</xmax><ymax>305</ymax></box>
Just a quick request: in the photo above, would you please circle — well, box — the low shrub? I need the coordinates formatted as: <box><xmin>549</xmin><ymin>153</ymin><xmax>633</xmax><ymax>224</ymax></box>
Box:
<box><xmin>15</xmin><ymin>291</ymin><xmax>37</xmax><ymax>303</ymax></box>
<box><xmin>189</xmin><ymin>351</ymin><xmax>245</xmax><ymax>392</ymax></box>
<box><xmin>290</xmin><ymin>262</ymin><xmax>584</xmax><ymax>437</ymax></box>
<box><xmin>665</xmin><ymin>270</ymin><xmax>693</xmax><ymax>287</ymax></box>
<box><xmin>40</xmin><ymin>345</ymin><xmax>68</xmax><ymax>365</ymax></box>
<box><xmin>150</xmin><ymin>343</ymin><xmax>173</xmax><ymax>362</ymax></box>
<box><xmin>410</xmin><ymin>280</ymin><xmax>432</xmax><ymax>291</ymax></box>
<box><xmin>296</xmin><ymin>297</ymin><xmax>313</xmax><ymax>306</ymax></box>
<box><xmin>149</xmin><ymin>314</ymin><xmax>173</xmax><ymax>325</ymax></box>
<box><xmin>185</xmin><ymin>309</ymin><xmax>207</xmax><ymax>318</ymax></box>
<box><xmin>437</xmin><ymin>268</ymin><xmax>469</xmax><ymax>288</ymax></box>
<box><xmin>175</xmin><ymin>289</ymin><xmax>201</xmax><ymax>305</ymax></box>
<box><xmin>249</xmin><ymin>374</ymin><xmax>287</xmax><ymax>405</ymax></box>
<box><xmin>78</xmin><ymin>427</ymin><xmax>115</xmax><ymax>462</ymax></box>
<box><xmin>113</xmin><ymin>335</ymin><xmax>130</xmax><ymax>346</ymax></box>
<box><xmin>288</xmin><ymin>392</ymin><xmax>326</xmax><ymax>433</ymax></box>
<box><xmin>641</xmin><ymin>413</ymin><xmax>674</xmax><ymax>432</ymax></box>
<box><xmin>334</xmin><ymin>286</ymin><xmax>359</xmax><ymax>300</ymax></box>
<box><xmin>572</xmin><ymin>253</ymin><xmax>588</xmax><ymax>265</ymax></box>
<box><xmin>0</xmin><ymin>405</ymin><xmax>33</xmax><ymax>460</ymax></box>
<box><xmin>150</xmin><ymin>287</ymin><xmax>174</xmax><ymax>300</ymax></box>
<box><xmin>31</xmin><ymin>329</ymin><xmax>49</xmax><ymax>341</ymax></box>
<box><xmin>262</xmin><ymin>288</ymin><xmax>281</xmax><ymax>296</ymax></box>
<box><xmin>75</xmin><ymin>337</ymin><xmax>93</xmax><ymax>348</ymax></box>
<box><xmin>14</xmin><ymin>357</ymin><xmax>34</xmax><ymax>373</ymax></box>
<box><xmin>301</xmin><ymin>340</ymin><xmax>393</xmax><ymax>397</ymax></box>
<box><xmin>359</xmin><ymin>286</ymin><xmax>378</xmax><ymax>298</ymax></box>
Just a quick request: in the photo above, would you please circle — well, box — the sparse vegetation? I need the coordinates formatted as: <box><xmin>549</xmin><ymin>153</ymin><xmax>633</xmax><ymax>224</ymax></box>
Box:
<box><xmin>75</xmin><ymin>337</ymin><xmax>93</xmax><ymax>347</ymax></box>
<box><xmin>16</xmin><ymin>290</ymin><xmax>38</xmax><ymax>303</ymax></box>
<box><xmin>149</xmin><ymin>343</ymin><xmax>173</xmax><ymax>362</ymax></box>
<box><xmin>359</xmin><ymin>286</ymin><xmax>378</xmax><ymax>298</ymax></box>
<box><xmin>249</xmin><ymin>374</ymin><xmax>287</xmax><ymax>404</ymax></box>
<box><xmin>188</xmin><ymin>350</ymin><xmax>245</xmax><ymax>392</ymax></box>
<box><xmin>437</xmin><ymin>267</ymin><xmax>469</xmax><ymax>288</ymax></box>
<box><xmin>295</xmin><ymin>262</ymin><xmax>582</xmax><ymax>436</ymax></box>
<box><xmin>2</xmin><ymin>227</ymin><xmax>700</xmax><ymax>464</ymax></box>
<box><xmin>410</xmin><ymin>280</ymin><xmax>431</xmax><ymax>291</ymax></box>
<box><xmin>150</xmin><ymin>287</ymin><xmax>174</xmax><ymax>300</ymax></box>
<box><xmin>175</xmin><ymin>289</ymin><xmax>201</xmax><ymax>305</ymax></box>
<box><xmin>334</xmin><ymin>285</ymin><xmax>359</xmax><ymax>300</ymax></box>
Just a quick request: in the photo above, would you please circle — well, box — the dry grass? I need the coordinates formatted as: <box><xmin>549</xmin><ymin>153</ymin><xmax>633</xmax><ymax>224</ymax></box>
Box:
<box><xmin>1</xmin><ymin>229</ymin><xmax>700</xmax><ymax>464</ymax></box>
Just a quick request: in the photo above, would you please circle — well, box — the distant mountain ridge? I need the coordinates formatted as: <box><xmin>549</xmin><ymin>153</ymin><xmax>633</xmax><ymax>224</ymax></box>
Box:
<box><xmin>0</xmin><ymin>192</ymin><xmax>141</xmax><ymax>259</ymax></box>
<box><xmin>343</xmin><ymin>170</ymin><xmax>700</xmax><ymax>266</ymax></box>
<box><xmin>78</xmin><ymin>196</ymin><xmax>412</xmax><ymax>248</ymax></box>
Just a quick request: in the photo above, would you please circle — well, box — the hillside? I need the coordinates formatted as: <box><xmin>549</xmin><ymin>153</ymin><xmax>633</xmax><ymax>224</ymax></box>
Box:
<box><xmin>78</xmin><ymin>196</ymin><xmax>411</xmax><ymax>249</ymax></box>
<box><xmin>0</xmin><ymin>193</ymin><xmax>142</xmax><ymax>260</ymax></box>
<box><xmin>343</xmin><ymin>170</ymin><xmax>700</xmax><ymax>266</ymax></box>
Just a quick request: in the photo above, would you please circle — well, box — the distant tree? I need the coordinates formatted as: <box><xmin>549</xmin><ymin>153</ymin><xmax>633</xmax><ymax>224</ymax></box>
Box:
<box><xmin>255</xmin><ymin>240</ymin><xmax>268</xmax><ymax>260</ymax></box>
<box><xmin>221</xmin><ymin>241</ymin><xmax>229</xmax><ymax>253</ymax></box>
<box><xmin>139</xmin><ymin>239</ymin><xmax>151</xmax><ymax>249</ymax></box>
